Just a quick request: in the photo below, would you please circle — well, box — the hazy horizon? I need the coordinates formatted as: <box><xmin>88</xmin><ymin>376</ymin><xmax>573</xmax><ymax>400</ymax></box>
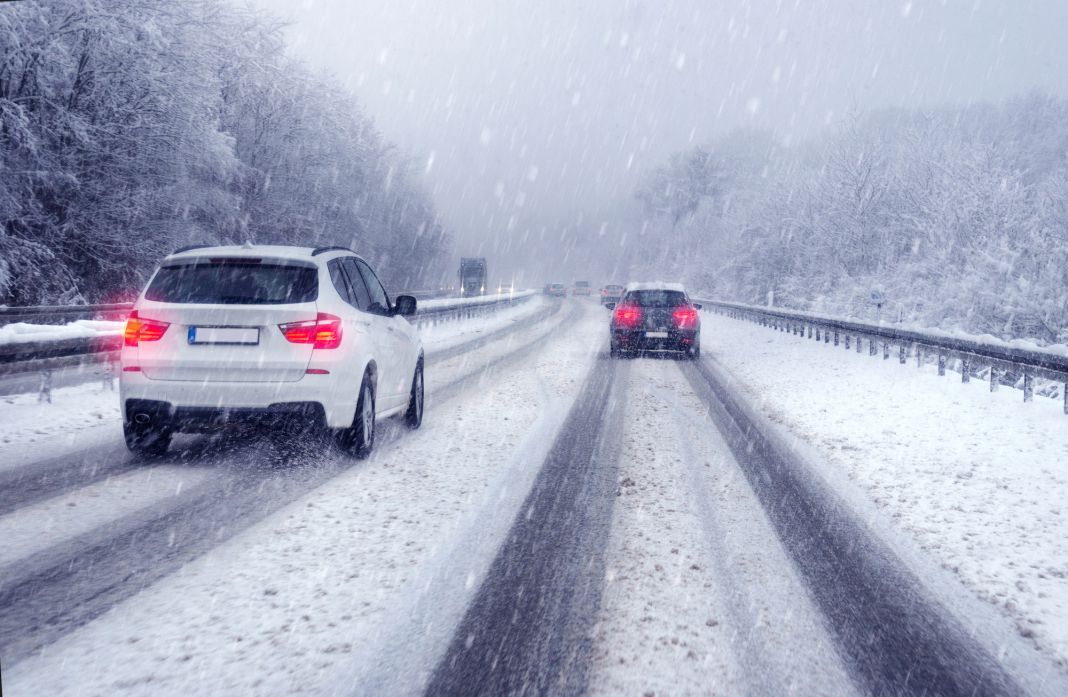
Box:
<box><xmin>250</xmin><ymin>0</ymin><xmax>1068</xmax><ymax>285</ymax></box>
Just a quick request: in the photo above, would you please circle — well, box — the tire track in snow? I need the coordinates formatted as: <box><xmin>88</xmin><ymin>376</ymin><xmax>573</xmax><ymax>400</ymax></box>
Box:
<box><xmin>425</xmin><ymin>351</ymin><xmax>627</xmax><ymax>697</ymax></box>
<box><xmin>680</xmin><ymin>357</ymin><xmax>1028</xmax><ymax>697</ymax></box>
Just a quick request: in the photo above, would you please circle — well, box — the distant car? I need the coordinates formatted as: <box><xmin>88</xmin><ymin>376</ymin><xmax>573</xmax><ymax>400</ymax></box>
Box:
<box><xmin>119</xmin><ymin>244</ymin><xmax>424</xmax><ymax>458</ymax></box>
<box><xmin>573</xmin><ymin>281</ymin><xmax>591</xmax><ymax>296</ymax></box>
<box><xmin>608</xmin><ymin>282</ymin><xmax>701</xmax><ymax>358</ymax></box>
<box><xmin>548</xmin><ymin>283</ymin><xmax>567</xmax><ymax>297</ymax></box>
<box><xmin>600</xmin><ymin>284</ymin><xmax>624</xmax><ymax>306</ymax></box>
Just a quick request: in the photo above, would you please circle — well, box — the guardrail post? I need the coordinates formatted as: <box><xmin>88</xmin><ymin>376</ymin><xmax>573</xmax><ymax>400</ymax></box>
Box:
<box><xmin>102</xmin><ymin>361</ymin><xmax>115</xmax><ymax>391</ymax></box>
<box><xmin>38</xmin><ymin>369</ymin><xmax>53</xmax><ymax>404</ymax></box>
<box><xmin>899</xmin><ymin>345</ymin><xmax>907</xmax><ymax>365</ymax></box>
<box><xmin>833</xmin><ymin>330</ymin><xmax>839</xmax><ymax>346</ymax></box>
<box><xmin>844</xmin><ymin>335</ymin><xmax>850</xmax><ymax>350</ymax></box>
<box><xmin>883</xmin><ymin>342</ymin><xmax>890</xmax><ymax>360</ymax></box>
<box><xmin>961</xmin><ymin>358</ymin><xmax>970</xmax><ymax>383</ymax></box>
<box><xmin>807</xmin><ymin>325</ymin><xmax>813</xmax><ymax>339</ymax></box>
<box><xmin>990</xmin><ymin>367</ymin><xmax>999</xmax><ymax>392</ymax></box>
<box><xmin>938</xmin><ymin>354</ymin><xmax>946</xmax><ymax>376</ymax></box>
<box><xmin>916</xmin><ymin>347</ymin><xmax>922</xmax><ymax>368</ymax></box>
<box><xmin>824</xmin><ymin>329</ymin><xmax>830</xmax><ymax>344</ymax></box>
<box><xmin>1023</xmin><ymin>371</ymin><xmax>1034</xmax><ymax>402</ymax></box>
<box><xmin>870</xmin><ymin>339</ymin><xmax>877</xmax><ymax>357</ymax></box>
<box><xmin>1064</xmin><ymin>384</ymin><xmax>1067</xmax><ymax>414</ymax></box>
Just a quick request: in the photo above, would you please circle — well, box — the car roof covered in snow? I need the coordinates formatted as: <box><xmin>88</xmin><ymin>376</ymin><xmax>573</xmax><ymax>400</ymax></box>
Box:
<box><xmin>625</xmin><ymin>281</ymin><xmax>687</xmax><ymax>293</ymax></box>
<box><xmin>164</xmin><ymin>244</ymin><xmax>366</xmax><ymax>264</ymax></box>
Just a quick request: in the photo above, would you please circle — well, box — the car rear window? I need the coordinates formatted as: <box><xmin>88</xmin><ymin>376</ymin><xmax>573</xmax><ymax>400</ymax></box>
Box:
<box><xmin>626</xmin><ymin>290</ymin><xmax>687</xmax><ymax>307</ymax></box>
<box><xmin>145</xmin><ymin>261</ymin><xmax>318</xmax><ymax>304</ymax></box>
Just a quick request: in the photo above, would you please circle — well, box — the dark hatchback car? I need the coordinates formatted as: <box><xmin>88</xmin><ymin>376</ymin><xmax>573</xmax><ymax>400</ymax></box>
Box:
<box><xmin>607</xmin><ymin>283</ymin><xmax>702</xmax><ymax>358</ymax></box>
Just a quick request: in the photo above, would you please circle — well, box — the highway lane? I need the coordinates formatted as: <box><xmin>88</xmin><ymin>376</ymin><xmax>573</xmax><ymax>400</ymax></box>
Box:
<box><xmin>426</xmin><ymin>349</ymin><xmax>1050</xmax><ymax>697</ymax></box>
<box><xmin>425</xmin><ymin>351</ymin><xmax>627</xmax><ymax>697</ymax></box>
<box><xmin>0</xmin><ymin>301</ymin><xmax>572</xmax><ymax>665</ymax></box>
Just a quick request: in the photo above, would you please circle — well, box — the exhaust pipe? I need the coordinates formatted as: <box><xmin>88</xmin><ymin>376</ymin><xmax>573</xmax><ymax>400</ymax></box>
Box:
<box><xmin>133</xmin><ymin>413</ymin><xmax>151</xmax><ymax>425</ymax></box>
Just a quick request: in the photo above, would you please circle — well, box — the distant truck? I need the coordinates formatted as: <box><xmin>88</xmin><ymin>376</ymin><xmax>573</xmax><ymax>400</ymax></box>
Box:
<box><xmin>573</xmin><ymin>281</ymin><xmax>591</xmax><ymax>296</ymax></box>
<box><xmin>459</xmin><ymin>257</ymin><xmax>487</xmax><ymax>296</ymax></box>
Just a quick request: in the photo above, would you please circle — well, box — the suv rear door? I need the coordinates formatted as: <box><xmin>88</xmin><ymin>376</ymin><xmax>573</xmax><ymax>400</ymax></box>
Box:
<box><xmin>131</xmin><ymin>257</ymin><xmax>319</xmax><ymax>383</ymax></box>
<box><xmin>353</xmin><ymin>259</ymin><xmax>413</xmax><ymax>410</ymax></box>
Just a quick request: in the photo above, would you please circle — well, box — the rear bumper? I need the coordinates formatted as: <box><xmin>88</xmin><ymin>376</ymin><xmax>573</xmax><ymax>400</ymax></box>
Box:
<box><xmin>612</xmin><ymin>328</ymin><xmax>699</xmax><ymax>352</ymax></box>
<box><xmin>124</xmin><ymin>398</ymin><xmax>326</xmax><ymax>433</ymax></box>
<box><xmin>120</xmin><ymin>372</ymin><xmax>357</xmax><ymax>429</ymax></box>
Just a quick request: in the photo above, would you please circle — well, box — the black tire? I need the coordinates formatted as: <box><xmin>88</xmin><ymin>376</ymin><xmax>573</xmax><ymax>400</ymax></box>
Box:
<box><xmin>123</xmin><ymin>421</ymin><xmax>171</xmax><ymax>457</ymax></box>
<box><xmin>337</xmin><ymin>373</ymin><xmax>375</xmax><ymax>458</ymax></box>
<box><xmin>404</xmin><ymin>359</ymin><xmax>424</xmax><ymax>429</ymax></box>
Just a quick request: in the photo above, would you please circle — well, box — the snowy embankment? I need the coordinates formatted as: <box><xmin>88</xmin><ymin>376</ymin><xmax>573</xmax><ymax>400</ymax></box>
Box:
<box><xmin>5</xmin><ymin>301</ymin><xmax>602</xmax><ymax>696</ymax></box>
<box><xmin>701</xmin><ymin>311</ymin><xmax>1068</xmax><ymax>666</ymax></box>
<box><xmin>0</xmin><ymin>297</ymin><xmax>549</xmax><ymax>470</ymax></box>
<box><xmin>0</xmin><ymin>319</ymin><xmax>123</xmax><ymax>346</ymax></box>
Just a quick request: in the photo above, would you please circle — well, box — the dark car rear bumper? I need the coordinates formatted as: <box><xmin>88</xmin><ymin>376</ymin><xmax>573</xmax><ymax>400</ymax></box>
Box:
<box><xmin>611</xmin><ymin>328</ymin><xmax>698</xmax><ymax>352</ymax></box>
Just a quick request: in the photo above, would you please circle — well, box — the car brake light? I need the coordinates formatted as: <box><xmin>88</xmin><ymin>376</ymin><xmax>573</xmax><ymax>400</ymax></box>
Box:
<box><xmin>673</xmin><ymin>306</ymin><xmax>699</xmax><ymax>330</ymax></box>
<box><xmin>279</xmin><ymin>313</ymin><xmax>343</xmax><ymax>349</ymax></box>
<box><xmin>614</xmin><ymin>303</ymin><xmax>642</xmax><ymax>329</ymax></box>
<box><xmin>124</xmin><ymin>311</ymin><xmax>170</xmax><ymax>346</ymax></box>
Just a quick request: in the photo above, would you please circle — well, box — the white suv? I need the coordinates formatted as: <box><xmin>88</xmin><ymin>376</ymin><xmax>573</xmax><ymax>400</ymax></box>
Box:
<box><xmin>119</xmin><ymin>244</ymin><xmax>424</xmax><ymax>457</ymax></box>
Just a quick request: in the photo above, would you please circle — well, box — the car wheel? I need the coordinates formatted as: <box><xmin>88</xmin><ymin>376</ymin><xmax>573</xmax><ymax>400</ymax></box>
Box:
<box><xmin>404</xmin><ymin>359</ymin><xmax>424</xmax><ymax>429</ymax></box>
<box><xmin>123</xmin><ymin>420</ymin><xmax>171</xmax><ymax>457</ymax></box>
<box><xmin>337</xmin><ymin>373</ymin><xmax>375</xmax><ymax>458</ymax></box>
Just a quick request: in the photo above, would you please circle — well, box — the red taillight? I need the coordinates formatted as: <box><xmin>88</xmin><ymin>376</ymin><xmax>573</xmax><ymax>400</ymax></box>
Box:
<box><xmin>279</xmin><ymin>313</ymin><xmax>342</xmax><ymax>349</ymax></box>
<box><xmin>672</xmin><ymin>306</ymin><xmax>699</xmax><ymax>330</ymax></box>
<box><xmin>124</xmin><ymin>311</ymin><xmax>170</xmax><ymax>346</ymax></box>
<box><xmin>614</xmin><ymin>303</ymin><xmax>642</xmax><ymax>329</ymax></box>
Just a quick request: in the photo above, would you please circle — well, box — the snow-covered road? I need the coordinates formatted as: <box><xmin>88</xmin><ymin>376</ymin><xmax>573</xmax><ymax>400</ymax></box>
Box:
<box><xmin>2</xmin><ymin>298</ymin><xmax>1066</xmax><ymax>697</ymax></box>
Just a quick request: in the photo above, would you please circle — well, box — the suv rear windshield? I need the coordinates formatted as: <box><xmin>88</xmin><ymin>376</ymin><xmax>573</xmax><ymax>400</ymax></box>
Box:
<box><xmin>145</xmin><ymin>262</ymin><xmax>318</xmax><ymax>304</ymax></box>
<box><xmin>626</xmin><ymin>290</ymin><xmax>687</xmax><ymax>307</ymax></box>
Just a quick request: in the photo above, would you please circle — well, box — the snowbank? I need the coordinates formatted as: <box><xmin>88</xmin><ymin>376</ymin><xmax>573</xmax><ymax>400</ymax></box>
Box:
<box><xmin>0</xmin><ymin>320</ymin><xmax>123</xmax><ymax>346</ymax></box>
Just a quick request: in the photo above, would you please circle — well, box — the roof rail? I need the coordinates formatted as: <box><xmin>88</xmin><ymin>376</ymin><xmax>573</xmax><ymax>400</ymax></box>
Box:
<box><xmin>171</xmin><ymin>244</ymin><xmax>213</xmax><ymax>255</ymax></box>
<box><xmin>311</xmin><ymin>246</ymin><xmax>354</xmax><ymax>257</ymax></box>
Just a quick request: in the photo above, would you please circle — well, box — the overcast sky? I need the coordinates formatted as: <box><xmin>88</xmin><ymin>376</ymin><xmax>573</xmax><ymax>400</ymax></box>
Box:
<box><xmin>250</xmin><ymin>0</ymin><xmax>1068</xmax><ymax>283</ymax></box>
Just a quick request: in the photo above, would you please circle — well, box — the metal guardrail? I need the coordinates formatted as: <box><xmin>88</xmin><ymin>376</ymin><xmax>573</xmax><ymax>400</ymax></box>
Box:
<box><xmin>0</xmin><ymin>292</ymin><xmax>533</xmax><ymax>387</ymax></box>
<box><xmin>695</xmin><ymin>298</ymin><xmax>1068</xmax><ymax>414</ymax></box>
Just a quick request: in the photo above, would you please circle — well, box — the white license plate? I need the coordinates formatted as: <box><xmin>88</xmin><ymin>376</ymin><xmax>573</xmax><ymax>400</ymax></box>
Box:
<box><xmin>189</xmin><ymin>326</ymin><xmax>259</xmax><ymax>345</ymax></box>
<box><xmin>645</xmin><ymin>331</ymin><xmax>669</xmax><ymax>338</ymax></box>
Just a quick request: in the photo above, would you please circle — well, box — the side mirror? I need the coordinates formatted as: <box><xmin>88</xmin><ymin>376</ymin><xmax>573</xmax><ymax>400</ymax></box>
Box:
<box><xmin>693</xmin><ymin>303</ymin><xmax>703</xmax><ymax>310</ymax></box>
<box><xmin>605</xmin><ymin>302</ymin><xmax>616</xmax><ymax>310</ymax></box>
<box><xmin>393</xmin><ymin>294</ymin><xmax>417</xmax><ymax>317</ymax></box>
